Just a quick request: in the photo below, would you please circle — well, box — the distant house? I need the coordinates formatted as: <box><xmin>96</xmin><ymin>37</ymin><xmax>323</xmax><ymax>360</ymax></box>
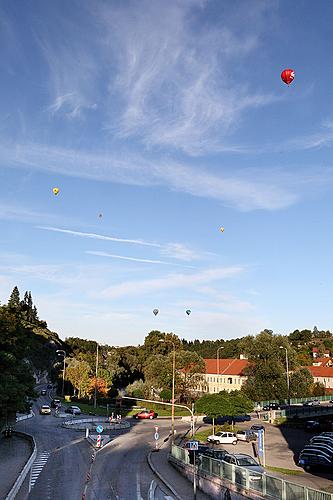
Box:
<box><xmin>312</xmin><ymin>347</ymin><xmax>319</xmax><ymax>358</ymax></box>
<box><xmin>200</xmin><ymin>357</ymin><xmax>249</xmax><ymax>394</ymax></box>
<box><xmin>306</xmin><ymin>366</ymin><xmax>333</xmax><ymax>389</ymax></box>
<box><xmin>312</xmin><ymin>357</ymin><xmax>333</xmax><ymax>367</ymax></box>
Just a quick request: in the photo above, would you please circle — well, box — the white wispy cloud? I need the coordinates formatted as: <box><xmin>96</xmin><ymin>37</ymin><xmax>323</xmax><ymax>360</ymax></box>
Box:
<box><xmin>37</xmin><ymin>226</ymin><xmax>161</xmax><ymax>247</ymax></box>
<box><xmin>0</xmin><ymin>203</ymin><xmax>61</xmax><ymax>224</ymax></box>
<box><xmin>0</xmin><ymin>141</ymin><xmax>298</xmax><ymax>211</ymax></box>
<box><xmin>86</xmin><ymin>250</ymin><xmax>186</xmax><ymax>266</ymax></box>
<box><xmin>47</xmin><ymin>92</ymin><xmax>97</xmax><ymax>119</ymax></box>
<box><xmin>161</xmin><ymin>243</ymin><xmax>200</xmax><ymax>261</ymax></box>
<box><xmin>101</xmin><ymin>0</ymin><xmax>278</xmax><ymax>154</ymax></box>
<box><xmin>99</xmin><ymin>266</ymin><xmax>244</xmax><ymax>299</ymax></box>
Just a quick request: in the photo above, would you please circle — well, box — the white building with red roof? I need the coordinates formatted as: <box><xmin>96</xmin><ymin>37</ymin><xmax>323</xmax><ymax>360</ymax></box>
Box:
<box><xmin>201</xmin><ymin>357</ymin><xmax>249</xmax><ymax>393</ymax></box>
<box><xmin>306</xmin><ymin>365</ymin><xmax>333</xmax><ymax>389</ymax></box>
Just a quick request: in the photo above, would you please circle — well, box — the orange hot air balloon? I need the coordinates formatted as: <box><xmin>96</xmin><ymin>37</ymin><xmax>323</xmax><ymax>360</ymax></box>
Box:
<box><xmin>281</xmin><ymin>69</ymin><xmax>295</xmax><ymax>85</ymax></box>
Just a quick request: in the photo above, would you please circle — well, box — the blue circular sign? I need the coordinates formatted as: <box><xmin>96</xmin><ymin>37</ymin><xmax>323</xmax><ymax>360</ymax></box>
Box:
<box><xmin>96</xmin><ymin>425</ymin><xmax>103</xmax><ymax>433</ymax></box>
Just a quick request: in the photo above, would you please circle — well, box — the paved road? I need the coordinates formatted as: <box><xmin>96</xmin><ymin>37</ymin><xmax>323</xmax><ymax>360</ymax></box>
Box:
<box><xmin>85</xmin><ymin>418</ymin><xmax>209</xmax><ymax>499</ymax></box>
<box><xmin>14</xmin><ymin>391</ymin><xmax>209</xmax><ymax>500</ymax></box>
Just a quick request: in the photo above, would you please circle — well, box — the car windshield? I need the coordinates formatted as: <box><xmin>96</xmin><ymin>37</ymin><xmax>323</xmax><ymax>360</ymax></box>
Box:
<box><xmin>237</xmin><ymin>456</ymin><xmax>258</xmax><ymax>466</ymax></box>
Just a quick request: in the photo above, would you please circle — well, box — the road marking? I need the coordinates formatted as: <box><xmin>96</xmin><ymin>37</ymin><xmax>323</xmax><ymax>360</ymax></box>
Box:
<box><xmin>136</xmin><ymin>472</ymin><xmax>143</xmax><ymax>500</ymax></box>
<box><xmin>30</xmin><ymin>451</ymin><xmax>50</xmax><ymax>489</ymax></box>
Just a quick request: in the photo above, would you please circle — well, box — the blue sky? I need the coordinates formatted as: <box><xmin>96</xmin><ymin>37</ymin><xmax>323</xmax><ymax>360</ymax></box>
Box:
<box><xmin>1</xmin><ymin>0</ymin><xmax>333</xmax><ymax>346</ymax></box>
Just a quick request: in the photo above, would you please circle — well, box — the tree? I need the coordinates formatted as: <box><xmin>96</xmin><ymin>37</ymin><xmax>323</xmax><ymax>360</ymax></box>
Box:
<box><xmin>65</xmin><ymin>359</ymin><xmax>91</xmax><ymax>398</ymax></box>
<box><xmin>7</xmin><ymin>286</ymin><xmax>21</xmax><ymax>311</ymax></box>
<box><xmin>289</xmin><ymin>368</ymin><xmax>313</xmax><ymax>398</ymax></box>
<box><xmin>195</xmin><ymin>391</ymin><xmax>253</xmax><ymax>433</ymax></box>
<box><xmin>241</xmin><ymin>331</ymin><xmax>298</xmax><ymax>401</ymax></box>
<box><xmin>88</xmin><ymin>377</ymin><xmax>109</xmax><ymax>398</ymax></box>
<box><xmin>311</xmin><ymin>382</ymin><xmax>326</xmax><ymax>396</ymax></box>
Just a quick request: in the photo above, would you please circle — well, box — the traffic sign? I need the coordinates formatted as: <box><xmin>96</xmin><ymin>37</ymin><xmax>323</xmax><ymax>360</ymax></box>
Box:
<box><xmin>154</xmin><ymin>432</ymin><xmax>159</xmax><ymax>441</ymax></box>
<box><xmin>188</xmin><ymin>441</ymin><xmax>198</xmax><ymax>450</ymax></box>
<box><xmin>96</xmin><ymin>425</ymin><xmax>103</xmax><ymax>433</ymax></box>
<box><xmin>155</xmin><ymin>426</ymin><xmax>159</xmax><ymax>432</ymax></box>
<box><xmin>96</xmin><ymin>434</ymin><xmax>101</xmax><ymax>448</ymax></box>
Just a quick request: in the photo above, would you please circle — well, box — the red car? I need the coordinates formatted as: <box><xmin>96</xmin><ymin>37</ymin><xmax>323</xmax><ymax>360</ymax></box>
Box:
<box><xmin>133</xmin><ymin>409</ymin><xmax>158</xmax><ymax>420</ymax></box>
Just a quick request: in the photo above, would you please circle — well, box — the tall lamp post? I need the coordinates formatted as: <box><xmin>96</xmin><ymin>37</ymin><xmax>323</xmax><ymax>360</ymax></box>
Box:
<box><xmin>279</xmin><ymin>346</ymin><xmax>290</xmax><ymax>405</ymax></box>
<box><xmin>56</xmin><ymin>350</ymin><xmax>66</xmax><ymax>398</ymax></box>
<box><xmin>94</xmin><ymin>342</ymin><xmax>99</xmax><ymax>409</ymax></box>
<box><xmin>159</xmin><ymin>339</ymin><xmax>176</xmax><ymax>441</ymax></box>
<box><xmin>216</xmin><ymin>346</ymin><xmax>224</xmax><ymax>392</ymax></box>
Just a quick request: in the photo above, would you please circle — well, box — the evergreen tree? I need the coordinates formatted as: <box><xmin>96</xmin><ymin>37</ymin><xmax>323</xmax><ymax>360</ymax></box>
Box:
<box><xmin>8</xmin><ymin>286</ymin><xmax>21</xmax><ymax>311</ymax></box>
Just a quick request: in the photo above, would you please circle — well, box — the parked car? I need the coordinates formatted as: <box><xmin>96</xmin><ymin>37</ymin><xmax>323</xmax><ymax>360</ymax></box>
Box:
<box><xmin>262</xmin><ymin>403</ymin><xmax>281</xmax><ymax>411</ymax></box>
<box><xmin>39</xmin><ymin>405</ymin><xmax>51</xmax><ymax>415</ymax></box>
<box><xmin>207</xmin><ymin>432</ymin><xmax>237</xmax><ymax>445</ymax></box>
<box><xmin>298</xmin><ymin>449</ymin><xmax>333</xmax><ymax>472</ymax></box>
<box><xmin>302</xmin><ymin>443</ymin><xmax>333</xmax><ymax>456</ymax></box>
<box><xmin>236</xmin><ymin>430</ymin><xmax>257</xmax><ymax>442</ymax></box>
<box><xmin>250</xmin><ymin>425</ymin><xmax>265</xmax><ymax>436</ymax></box>
<box><xmin>40</xmin><ymin>389</ymin><xmax>47</xmax><ymax>396</ymax></box>
<box><xmin>303</xmin><ymin>400</ymin><xmax>321</xmax><ymax>406</ymax></box>
<box><xmin>309</xmin><ymin>435</ymin><xmax>333</xmax><ymax>446</ymax></box>
<box><xmin>133</xmin><ymin>409</ymin><xmax>158</xmax><ymax>419</ymax></box>
<box><xmin>223</xmin><ymin>453</ymin><xmax>265</xmax><ymax>483</ymax></box>
<box><xmin>305</xmin><ymin>420</ymin><xmax>320</xmax><ymax>431</ymax></box>
<box><xmin>51</xmin><ymin>399</ymin><xmax>61</xmax><ymax>408</ymax></box>
<box><xmin>182</xmin><ymin>443</ymin><xmax>210</xmax><ymax>464</ymax></box>
<box><xmin>202</xmin><ymin>448</ymin><xmax>228</xmax><ymax>461</ymax></box>
<box><xmin>65</xmin><ymin>405</ymin><xmax>81</xmax><ymax>415</ymax></box>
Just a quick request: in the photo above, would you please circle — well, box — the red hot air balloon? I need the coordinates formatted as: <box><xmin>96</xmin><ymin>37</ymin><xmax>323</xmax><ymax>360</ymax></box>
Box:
<box><xmin>281</xmin><ymin>69</ymin><xmax>295</xmax><ymax>85</ymax></box>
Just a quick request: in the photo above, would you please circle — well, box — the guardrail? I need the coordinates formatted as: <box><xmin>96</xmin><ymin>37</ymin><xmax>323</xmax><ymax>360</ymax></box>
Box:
<box><xmin>62</xmin><ymin>417</ymin><xmax>130</xmax><ymax>430</ymax></box>
<box><xmin>170</xmin><ymin>445</ymin><xmax>333</xmax><ymax>500</ymax></box>
<box><xmin>5</xmin><ymin>432</ymin><xmax>37</xmax><ymax>500</ymax></box>
<box><xmin>16</xmin><ymin>411</ymin><xmax>34</xmax><ymax>422</ymax></box>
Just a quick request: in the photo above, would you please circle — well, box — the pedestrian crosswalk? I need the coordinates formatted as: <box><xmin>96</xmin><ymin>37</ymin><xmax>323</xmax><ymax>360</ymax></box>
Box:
<box><xmin>30</xmin><ymin>450</ymin><xmax>50</xmax><ymax>489</ymax></box>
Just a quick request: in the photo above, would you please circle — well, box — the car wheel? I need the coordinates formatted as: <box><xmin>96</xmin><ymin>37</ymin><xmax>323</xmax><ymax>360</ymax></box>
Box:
<box><xmin>232</xmin><ymin>441</ymin><xmax>237</xmax><ymax>445</ymax></box>
<box><xmin>304</xmin><ymin>465</ymin><xmax>311</xmax><ymax>472</ymax></box>
<box><xmin>149</xmin><ymin>415</ymin><xmax>154</xmax><ymax>419</ymax></box>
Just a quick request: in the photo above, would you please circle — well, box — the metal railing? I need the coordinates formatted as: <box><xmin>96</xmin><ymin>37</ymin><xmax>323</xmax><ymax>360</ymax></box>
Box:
<box><xmin>171</xmin><ymin>445</ymin><xmax>333</xmax><ymax>500</ymax></box>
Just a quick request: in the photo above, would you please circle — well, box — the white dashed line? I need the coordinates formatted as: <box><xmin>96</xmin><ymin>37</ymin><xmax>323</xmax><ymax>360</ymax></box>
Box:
<box><xmin>30</xmin><ymin>451</ymin><xmax>50</xmax><ymax>489</ymax></box>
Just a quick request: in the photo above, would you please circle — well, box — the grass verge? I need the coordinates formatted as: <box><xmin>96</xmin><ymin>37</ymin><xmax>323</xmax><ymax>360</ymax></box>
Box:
<box><xmin>265</xmin><ymin>465</ymin><xmax>303</xmax><ymax>476</ymax></box>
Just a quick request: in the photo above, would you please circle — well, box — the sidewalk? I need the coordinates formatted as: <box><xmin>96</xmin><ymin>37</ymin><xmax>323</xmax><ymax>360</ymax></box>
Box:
<box><xmin>149</xmin><ymin>442</ymin><xmax>210</xmax><ymax>500</ymax></box>
<box><xmin>0</xmin><ymin>434</ymin><xmax>32</xmax><ymax>499</ymax></box>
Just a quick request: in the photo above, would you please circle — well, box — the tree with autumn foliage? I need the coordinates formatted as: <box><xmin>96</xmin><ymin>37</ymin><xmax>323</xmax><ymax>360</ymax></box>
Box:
<box><xmin>88</xmin><ymin>377</ymin><xmax>109</xmax><ymax>398</ymax></box>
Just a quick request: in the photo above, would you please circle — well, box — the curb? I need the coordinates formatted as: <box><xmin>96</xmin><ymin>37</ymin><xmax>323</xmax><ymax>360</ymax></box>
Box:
<box><xmin>147</xmin><ymin>448</ymin><xmax>183</xmax><ymax>500</ymax></box>
<box><xmin>5</xmin><ymin>432</ymin><xmax>37</xmax><ymax>500</ymax></box>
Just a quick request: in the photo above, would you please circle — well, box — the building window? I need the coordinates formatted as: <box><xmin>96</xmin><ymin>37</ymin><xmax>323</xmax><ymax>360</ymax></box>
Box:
<box><xmin>228</xmin><ymin>377</ymin><xmax>232</xmax><ymax>384</ymax></box>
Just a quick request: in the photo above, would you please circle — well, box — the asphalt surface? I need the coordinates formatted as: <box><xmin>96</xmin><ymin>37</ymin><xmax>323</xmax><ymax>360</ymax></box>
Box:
<box><xmin>10</xmin><ymin>390</ymin><xmax>209</xmax><ymax>500</ymax></box>
<box><xmin>4</xmin><ymin>393</ymin><xmax>333</xmax><ymax>499</ymax></box>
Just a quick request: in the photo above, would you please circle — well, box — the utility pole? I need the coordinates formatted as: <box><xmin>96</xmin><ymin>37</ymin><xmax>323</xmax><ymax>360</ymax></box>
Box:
<box><xmin>56</xmin><ymin>350</ymin><xmax>66</xmax><ymax>398</ymax></box>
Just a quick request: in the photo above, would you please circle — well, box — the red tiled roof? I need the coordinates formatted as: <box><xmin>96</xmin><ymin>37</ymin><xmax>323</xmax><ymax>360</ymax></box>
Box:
<box><xmin>204</xmin><ymin>358</ymin><xmax>249</xmax><ymax>376</ymax></box>
<box><xmin>312</xmin><ymin>358</ymin><xmax>333</xmax><ymax>366</ymax></box>
<box><xmin>306</xmin><ymin>366</ymin><xmax>333</xmax><ymax>378</ymax></box>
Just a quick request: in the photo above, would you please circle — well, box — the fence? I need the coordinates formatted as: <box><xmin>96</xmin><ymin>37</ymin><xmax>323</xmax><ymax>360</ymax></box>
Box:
<box><xmin>171</xmin><ymin>445</ymin><xmax>333</xmax><ymax>500</ymax></box>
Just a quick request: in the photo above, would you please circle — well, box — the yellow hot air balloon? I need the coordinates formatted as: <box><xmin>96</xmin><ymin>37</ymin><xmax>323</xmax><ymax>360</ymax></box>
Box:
<box><xmin>52</xmin><ymin>187</ymin><xmax>60</xmax><ymax>195</ymax></box>
<box><xmin>220</xmin><ymin>227</ymin><xmax>225</xmax><ymax>232</ymax></box>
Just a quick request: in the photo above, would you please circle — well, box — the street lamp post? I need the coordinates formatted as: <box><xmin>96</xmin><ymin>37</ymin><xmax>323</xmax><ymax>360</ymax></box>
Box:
<box><xmin>159</xmin><ymin>339</ymin><xmax>176</xmax><ymax>441</ymax></box>
<box><xmin>216</xmin><ymin>346</ymin><xmax>224</xmax><ymax>392</ymax></box>
<box><xmin>279</xmin><ymin>346</ymin><xmax>290</xmax><ymax>405</ymax></box>
<box><xmin>56</xmin><ymin>350</ymin><xmax>66</xmax><ymax>398</ymax></box>
<box><xmin>94</xmin><ymin>342</ymin><xmax>99</xmax><ymax>409</ymax></box>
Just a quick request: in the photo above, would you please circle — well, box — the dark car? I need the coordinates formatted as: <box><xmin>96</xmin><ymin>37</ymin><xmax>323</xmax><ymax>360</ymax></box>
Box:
<box><xmin>133</xmin><ymin>409</ymin><xmax>158</xmax><ymax>419</ymax></box>
<box><xmin>305</xmin><ymin>420</ymin><xmax>320</xmax><ymax>431</ymax></box>
<box><xmin>298</xmin><ymin>449</ymin><xmax>333</xmax><ymax>472</ymax></box>
<box><xmin>250</xmin><ymin>425</ymin><xmax>265</xmax><ymax>435</ymax></box>
<box><xmin>47</xmin><ymin>384</ymin><xmax>52</xmax><ymax>389</ymax></box>
<box><xmin>263</xmin><ymin>403</ymin><xmax>281</xmax><ymax>411</ymax></box>
<box><xmin>65</xmin><ymin>405</ymin><xmax>81</xmax><ymax>415</ymax></box>
<box><xmin>183</xmin><ymin>444</ymin><xmax>210</xmax><ymax>464</ymax></box>
<box><xmin>202</xmin><ymin>448</ymin><xmax>228</xmax><ymax>461</ymax></box>
<box><xmin>51</xmin><ymin>399</ymin><xmax>61</xmax><ymax>408</ymax></box>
